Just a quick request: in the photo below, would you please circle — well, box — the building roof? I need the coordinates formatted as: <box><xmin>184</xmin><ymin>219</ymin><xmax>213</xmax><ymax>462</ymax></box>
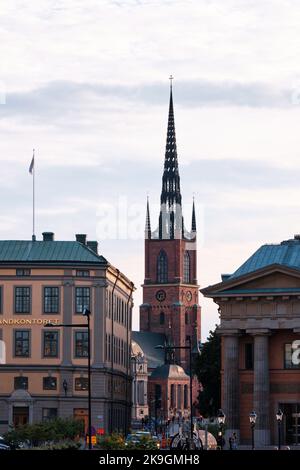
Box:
<box><xmin>229</xmin><ymin>237</ymin><xmax>300</xmax><ymax>280</ymax></box>
<box><xmin>0</xmin><ymin>240</ymin><xmax>107</xmax><ymax>265</ymax></box>
<box><xmin>132</xmin><ymin>331</ymin><xmax>166</xmax><ymax>369</ymax></box>
<box><xmin>150</xmin><ymin>363</ymin><xmax>189</xmax><ymax>380</ymax></box>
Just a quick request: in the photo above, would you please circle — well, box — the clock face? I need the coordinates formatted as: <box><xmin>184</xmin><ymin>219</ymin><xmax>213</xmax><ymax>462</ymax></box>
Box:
<box><xmin>156</xmin><ymin>290</ymin><xmax>166</xmax><ymax>302</ymax></box>
<box><xmin>186</xmin><ymin>291</ymin><xmax>192</xmax><ymax>302</ymax></box>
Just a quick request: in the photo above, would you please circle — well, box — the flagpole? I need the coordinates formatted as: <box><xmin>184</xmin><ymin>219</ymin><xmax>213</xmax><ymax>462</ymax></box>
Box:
<box><xmin>32</xmin><ymin>149</ymin><xmax>36</xmax><ymax>241</ymax></box>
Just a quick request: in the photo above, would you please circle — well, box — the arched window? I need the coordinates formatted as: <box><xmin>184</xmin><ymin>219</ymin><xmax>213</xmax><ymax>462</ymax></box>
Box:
<box><xmin>157</xmin><ymin>250</ymin><xmax>168</xmax><ymax>283</ymax></box>
<box><xmin>183</xmin><ymin>251</ymin><xmax>190</xmax><ymax>284</ymax></box>
<box><xmin>159</xmin><ymin>311</ymin><xmax>165</xmax><ymax>325</ymax></box>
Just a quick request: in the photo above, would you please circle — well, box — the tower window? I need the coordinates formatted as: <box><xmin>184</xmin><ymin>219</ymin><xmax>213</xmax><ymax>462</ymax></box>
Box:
<box><xmin>183</xmin><ymin>251</ymin><xmax>190</xmax><ymax>283</ymax></box>
<box><xmin>157</xmin><ymin>250</ymin><xmax>168</xmax><ymax>283</ymax></box>
<box><xmin>159</xmin><ymin>311</ymin><xmax>165</xmax><ymax>325</ymax></box>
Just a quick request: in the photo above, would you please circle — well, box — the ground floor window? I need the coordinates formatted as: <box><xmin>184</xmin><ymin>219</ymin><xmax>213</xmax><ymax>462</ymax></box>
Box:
<box><xmin>42</xmin><ymin>408</ymin><xmax>58</xmax><ymax>422</ymax></box>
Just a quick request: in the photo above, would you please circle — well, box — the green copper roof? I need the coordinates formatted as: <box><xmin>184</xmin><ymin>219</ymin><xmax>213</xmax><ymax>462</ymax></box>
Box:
<box><xmin>0</xmin><ymin>240</ymin><xmax>106</xmax><ymax>265</ymax></box>
<box><xmin>132</xmin><ymin>331</ymin><xmax>166</xmax><ymax>369</ymax></box>
<box><xmin>230</xmin><ymin>237</ymin><xmax>300</xmax><ymax>279</ymax></box>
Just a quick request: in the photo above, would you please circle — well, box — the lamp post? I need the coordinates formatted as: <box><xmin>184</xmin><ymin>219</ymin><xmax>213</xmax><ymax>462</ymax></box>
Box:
<box><xmin>276</xmin><ymin>409</ymin><xmax>283</xmax><ymax>450</ymax></box>
<box><xmin>45</xmin><ymin>307</ymin><xmax>92</xmax><ymax>449</ymax></box>
<box><xmin>249</xmin><ymin>411</ymin><xmax>257</xmax><ymax>450</ymax></box>
<box><xmin>217</xmin><ymin>409</ymin><xmax>226</xmax><ymax>450</ymax></box>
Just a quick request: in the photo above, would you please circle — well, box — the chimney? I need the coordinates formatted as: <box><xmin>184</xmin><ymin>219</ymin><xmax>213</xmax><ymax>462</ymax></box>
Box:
<box><xmin>87</xmin><ymin>241</ymin><xmax>98</xmax><ymax>254</ymax></box>
<box><xmin>76</xmin><ymin>234</ymin><xmax>87</xmax><ymax>245</ymax></box>
<box><xmin>42</xmin><ymin>232</ymin><xmax>54</xmax><ymax>241</ymax></box>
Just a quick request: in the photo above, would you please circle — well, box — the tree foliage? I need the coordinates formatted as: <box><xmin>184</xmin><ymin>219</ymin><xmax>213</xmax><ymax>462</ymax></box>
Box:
<box><xmin>193</xmin><ymin>326</ymin><xmax>221</xmax><ymax>417</ymax></box>
<box><xmin>3</xmin><ymin>418</ymin><xmax>84</xmax><ymax>448</ymax></box>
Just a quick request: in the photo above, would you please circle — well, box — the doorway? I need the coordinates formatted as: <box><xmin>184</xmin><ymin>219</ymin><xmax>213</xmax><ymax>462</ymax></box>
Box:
<box><xmin>13</xmin><ymin>406</ymin><xmax>29</xmax><ymax>427</ymax></box>
<box><xmin>73</xmin><ymin>408</ymin><xmax>88</xmax><ymax>435</ymax></box>
<box><xmin>280</xmin><ymin>403</ymin><xmax>300</xmax><ymax>445</ymax></box>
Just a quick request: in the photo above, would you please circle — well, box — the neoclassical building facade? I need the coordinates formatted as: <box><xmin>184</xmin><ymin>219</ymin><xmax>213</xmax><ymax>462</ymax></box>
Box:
<box><xmin>202</xmin><ymin>235</ymin><xmax>300</xmax><ymax>447</ymax></box>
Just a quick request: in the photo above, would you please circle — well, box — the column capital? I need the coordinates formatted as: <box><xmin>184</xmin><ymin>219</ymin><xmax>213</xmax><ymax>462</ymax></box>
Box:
<box><xmin>246</xmin><ymin>328</ymin><xmax>272</xmax><ymax>336</ymax></box>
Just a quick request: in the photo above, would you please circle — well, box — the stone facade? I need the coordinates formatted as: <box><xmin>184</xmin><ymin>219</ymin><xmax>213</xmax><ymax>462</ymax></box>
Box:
<box><xmin>202</xmin><ymin>238</ymin><xmax>300</xmax><ymax>447</ymax></box>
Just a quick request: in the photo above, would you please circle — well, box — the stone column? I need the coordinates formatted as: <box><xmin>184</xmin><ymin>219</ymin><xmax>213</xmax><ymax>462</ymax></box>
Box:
<box><xmin>93</xmin><ymin>281</ymin><xmax>106</xmax><ymax>366</ymax></box>
<box><xmin>253</xmin><ymin>332</ymin><xmax>270</xmax><ymax>447</ymax></box>
<box><xmin>61</xmin><ymin>280</ymin><xmax>73</xmax><ymax>366</ymax></box>
<box><xmin>222</xmin><ymin>332</ymin><xmax>240</xmax><ymax>442</ymax></box>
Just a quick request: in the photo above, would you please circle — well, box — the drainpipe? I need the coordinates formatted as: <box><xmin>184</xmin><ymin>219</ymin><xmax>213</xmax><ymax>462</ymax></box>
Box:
<box><xmin>125</xmin><ymin>282</ymin><xmax>134</xmax><ymax>435</ymax></box>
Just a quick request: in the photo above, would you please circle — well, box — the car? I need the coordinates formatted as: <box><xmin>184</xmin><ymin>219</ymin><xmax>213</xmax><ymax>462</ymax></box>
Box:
<box><xmin>0</xmin><ymin>442</ymin><xmax>10</xmax><ymax>450</ymax></box>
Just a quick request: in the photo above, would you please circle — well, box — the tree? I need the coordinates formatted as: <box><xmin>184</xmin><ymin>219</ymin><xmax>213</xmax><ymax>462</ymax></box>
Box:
<box><xmin>193</xmin><ymin>326</ymin><xmax>221</xmax><ymax>417</ymax></box>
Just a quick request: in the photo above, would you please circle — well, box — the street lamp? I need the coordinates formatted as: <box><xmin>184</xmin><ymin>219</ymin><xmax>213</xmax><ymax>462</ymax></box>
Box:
<box><xmin>217</xmin><ymin>409</ymin><xmax>226</xmax><ymax>450</ymax></box>
<box><xmin>249</xmin><ymin>411</ymin><xmax>257</xmax><ymax>450</ymax></box>
<box><xmin>276</xmin><ymin>409</ymin><xmax>283</xmax><ymax>450</ymax></box>
<box><xmin>82</xmin><ymin>307</ymin><xmax>92</xmax><ymax>450</ymax></box>
<box><xmin>45</xmin><ymin>306</ymin><xmax>92</xmax><ymax>449</ymax></box>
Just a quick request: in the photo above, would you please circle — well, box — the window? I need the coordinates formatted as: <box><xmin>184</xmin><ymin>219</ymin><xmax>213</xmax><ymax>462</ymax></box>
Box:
<box><xmin>177</xmin><ymin>385</ymin><xmax>182</xmax><ymax>409</ymax></box>
<box><xmin>76</xmin><ymin>270</ymin><xmax>90</xmax><ymax>277</ymax></box>
<box><xmin>75</xmin><ymin>287</ymin><xmax>90</xmax><ymax>313</ymax></box>
<box><xmin>15</xmin><ymin>287</ymin><xmax>31</xmax><ymax>313</ymax></box>
<box><xmin>43</xmin><ymin>376</ymin><xmax>57</xmax><ymax>390</ymax></box>
<box><xmin>42</xmin><ymin>408</ymin><xmax>57</xmax><ymax>422</ymax></box>
<box><xmin>155</xmin><ymin>384</ymin><xmax>162</xmax><ymax>408</ymax></box>
<box><xmin>75</xmin><ymin>331</ymin><xmax>88</xmax><ymax>357</ymax></box>
<box><xmin>184</xmin><ymin>384</ymin><xmax>188</xmax><ymax>409</ymax></box>
<box><xmin>16</xmin><ymin>269</ymin><xmax>31</xmax><ymax>276</ymax></box>
<box><xmin>14</xmin><ymin>376</ymin><xmax>28</xmax><ymax>390</ymax></box>
<box><xmin>0</xmin><ymin>286</ymin><xmax>2</xmax><ymax>314</ymax></box>
<box><xmin>183</xmin><ymin>251</ymin><xmax>190</xmax><ymax>283</ymax></box>
<box><xmin>159</xmin><ymin>311</ymin><xmax>165</xmax><ymax>325</ymax></box>
<box><xmin>14</xmin><ymin>330</ymin><xmax>30</xmax><ymax>357</ymax></box>
<box><xmin>43</xmin><ymin>331</ymin><xmax>59</xmax><ymax>357</ymax></box>
<box><xmin>75</xmin><ymin>377</ymin><xmax>88</xmax><ymax>391</ymax></box>
<box><xmin>157</xmin><ymin>250</ymin><xmax>168</xmax><ymax>283</ymax></box>
<box><xmin>170</xmin><ymin>384</ymin><xmax>176</xmax><ymax>408</ymax></box>
<box><xmin>137</xmin><ymin>381</ymin><xmax>145</xmax><ymax>405</ymax></box>
<box><xmin>284</xmin><ymin>343</ymin><xmax>300</xmax><ymax>369</ymax></box>
<box><xmin>44</xmin><ymin>287</ymin><xmax>59</xmax><ymax>313</ymax></box>
<box><xmin>185</xmin><ymin>311</ymin><xmax>189</xmax><ymax>325</ymax></box>
<box><xmin>245</xmin><ymin>343</ymin><xmax>254</xmax><ymax>370</ymax></box>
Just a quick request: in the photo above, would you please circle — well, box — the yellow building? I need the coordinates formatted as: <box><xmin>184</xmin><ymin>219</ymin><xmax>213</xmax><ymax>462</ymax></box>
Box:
<box><xmin>0</xmin><ymin>232</ymin><xmax>134</xmax><ymax>435</ymax></box>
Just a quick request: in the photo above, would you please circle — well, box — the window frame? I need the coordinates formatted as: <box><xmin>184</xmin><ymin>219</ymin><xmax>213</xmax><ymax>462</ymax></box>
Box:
<box><xmin>75</xmin><ymin>287</ymin><xmax>90</xmax><ymax>314</ymax></box>
<box><xmin>74</xmin><ymin>330</ymin><xmax>89</xmax><ymax>358</ymax></box>
<box><xmin>284</xmin><ymin>343</ymin><xmax>300</xmax><ymax>369</ymax></box>
<box><xmin>14</xmin><ymin>376</ymin><xmax>28</xmax><ymax>390</ymax></box>
<box><xmin>245</xmin><ymin>343</ymin><xmax>254</xmax><ymax>370</ymax></box>
<box><xmin>43</xmin><ymin>376</ymin><xmax>57</xmax><ymax>390</ymax></box>
<box><xmin>42</xmin><ymin>408</ymin><xmax>58</xmax><ymax>422</ymax></box>
<box><xmin>75</xmin><ymin>377</ymin><xmax>89</xmax><ymax>391</ymax></box>
<box><xmin>157</xmin><ymin>250</ymin><xmax>168</xmax><ymax>283</ymax></box>
<box><xmin>14</xmin><ymin>329</ymin><xmax>31</xmax><ymax>357</ymax></box>
<box><xmin>43</xmin><ymin>330</ymin><xmax>59</xmax><ymax>358</ymax></box>
<box><xmin>14</xmin><ymin>286</ymin><xmax>31</xmax><ymax>314</ymax></box>
<box><xmin>43</xmin><ymin>286</ymin><xmax>60</xmax><ymax>314</ymax></box>
<box><xmin>183</xmin><ymin>251</ymin><xmax>190</xmax><ymax>284</ymax></box>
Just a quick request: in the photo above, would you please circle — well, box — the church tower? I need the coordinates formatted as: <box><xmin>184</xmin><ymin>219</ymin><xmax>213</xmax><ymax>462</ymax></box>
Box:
<box><xmin>140</xmin><ymin>80</ymin><xmax>201</xmax><ymax>370</ymax></box>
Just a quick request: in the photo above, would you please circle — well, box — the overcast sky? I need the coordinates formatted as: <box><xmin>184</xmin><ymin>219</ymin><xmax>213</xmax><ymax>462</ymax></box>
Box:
<box><xmin>2</xmin><ymin>0</ymin><xmax>300</xmax><ymax>340</ymax></box>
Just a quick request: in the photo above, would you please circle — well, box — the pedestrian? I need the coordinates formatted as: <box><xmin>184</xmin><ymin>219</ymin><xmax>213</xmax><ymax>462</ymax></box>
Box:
<box><xmin>232</xmin><ymin>432</ymin><xmax>238</xmax><ymax>450</ymax></box>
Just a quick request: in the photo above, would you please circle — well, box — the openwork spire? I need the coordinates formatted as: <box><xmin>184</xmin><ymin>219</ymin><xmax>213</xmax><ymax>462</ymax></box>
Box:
<box><xmin>159</xmin><ymin>77</ymin><xmax>183</xmax><ymax>239</ymax></box>
<box><xmin>160</xmin><ymin>77</ymin><xmax>182</xmax><ymax>208</ymax></box>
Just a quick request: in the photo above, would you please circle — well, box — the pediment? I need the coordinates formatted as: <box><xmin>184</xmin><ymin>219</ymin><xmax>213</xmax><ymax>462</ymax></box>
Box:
<box><xmin>202</xmin><ymin>264</ymin><xmax>300</xmax><ymax>296</ymax></box>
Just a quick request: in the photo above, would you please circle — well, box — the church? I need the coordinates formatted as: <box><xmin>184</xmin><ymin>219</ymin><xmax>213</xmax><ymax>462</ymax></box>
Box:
<box><xmin>131</xmin><ymin>81</ymin><xmax>202</xmax><ymax>430</ymax></box>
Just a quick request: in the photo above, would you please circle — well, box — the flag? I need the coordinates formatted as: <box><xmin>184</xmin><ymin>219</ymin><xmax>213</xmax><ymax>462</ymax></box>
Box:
<box><xmin>29</xmin><ymin>154</ymin><xmax>34</xmax><ymax>174</ymax></box>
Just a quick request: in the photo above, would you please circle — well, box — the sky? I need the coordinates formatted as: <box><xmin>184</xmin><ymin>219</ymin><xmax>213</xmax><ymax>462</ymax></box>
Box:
<box><xmin>1</xmin><ymin>0</ymin><xmax>300</xmax><ymax>340</ymax></box>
